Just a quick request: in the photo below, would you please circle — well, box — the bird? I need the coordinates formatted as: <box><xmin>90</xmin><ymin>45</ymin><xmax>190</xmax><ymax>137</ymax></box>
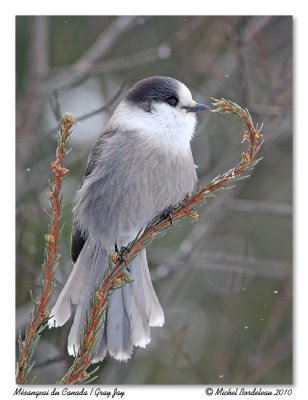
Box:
<box><xmin>48</xmin><ymin>76</ymin><xmax>209</xmax><ymax>362</ymax></box>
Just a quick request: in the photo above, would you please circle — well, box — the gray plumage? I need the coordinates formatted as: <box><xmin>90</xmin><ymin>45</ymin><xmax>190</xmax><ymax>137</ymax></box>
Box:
<box><xmin>48</xmin><ymin>76</ymin><xmax>207</xmax><ymax>362</ymax></box>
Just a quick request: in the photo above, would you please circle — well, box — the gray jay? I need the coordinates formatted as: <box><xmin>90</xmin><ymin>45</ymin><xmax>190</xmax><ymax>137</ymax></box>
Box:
<box><xmin>48</xmin><ymin>76</ymin><xmax>208</xmax><ymax>362</ymax></box>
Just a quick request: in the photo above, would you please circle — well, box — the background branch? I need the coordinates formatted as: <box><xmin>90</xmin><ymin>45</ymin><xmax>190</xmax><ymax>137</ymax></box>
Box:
<box><xmin>227</xmin><ymin>199</ymin><xmax>292</xmax><ymax>217</ymax></box>
<box><xmin>48</xmin><ymin>83</ymin><xmax>125</xmax><ymax>134</ymax></box>
<box><xmin>47</xmin><ymin>17</ymin><xmax>137</xmax><ymax>94</ymax></box>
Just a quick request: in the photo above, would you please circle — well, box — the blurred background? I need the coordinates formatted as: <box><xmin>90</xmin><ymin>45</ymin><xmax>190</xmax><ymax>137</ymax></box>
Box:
<box><xmin>16</xmin><ymin>16</ymin><xmax>292</xmax><ymax>384</ymax></box>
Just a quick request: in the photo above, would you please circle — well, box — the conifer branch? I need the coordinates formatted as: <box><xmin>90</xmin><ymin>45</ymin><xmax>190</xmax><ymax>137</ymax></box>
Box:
<box><xmin>60</xmin><ymin>98</ymin><xmax>264</xmax><ymax>384</ymax></box>
<box><xmin>16</xmin><ymin>113</ymin><xmax>74</xmax><ymax>384</ymax></box>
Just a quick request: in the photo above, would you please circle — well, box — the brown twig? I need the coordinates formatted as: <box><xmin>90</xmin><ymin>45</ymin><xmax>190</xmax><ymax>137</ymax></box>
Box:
<box><xmin>16</xmin><ymin>113</ymin><xmax>74</xmax><ymax>384</ymax></box>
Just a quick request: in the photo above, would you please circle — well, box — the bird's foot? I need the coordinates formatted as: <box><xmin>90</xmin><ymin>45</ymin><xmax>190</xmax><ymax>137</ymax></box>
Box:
<box><xmin>162</xmin><ymin>206</ymin><xmax>174</xmax><ymax>225</ymax></box>
<box><xmin>114</xmin><ymin>245</ymin><xmax>130</xmax><ymax>271</ymax></box>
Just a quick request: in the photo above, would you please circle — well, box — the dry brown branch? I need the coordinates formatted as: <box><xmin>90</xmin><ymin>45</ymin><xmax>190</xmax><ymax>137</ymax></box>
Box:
<box><xmin>16</xmin><ymin>113</ymin><xmax>74</xmax><ymax>384</ymax></box>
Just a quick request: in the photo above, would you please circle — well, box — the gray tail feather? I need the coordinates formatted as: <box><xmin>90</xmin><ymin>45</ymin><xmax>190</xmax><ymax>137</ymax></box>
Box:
<box><xmin>48</xmin><ymin>240</ymin><xmax>102</xmax><ymax>329</ymax></box>
<box><xmin>49</xmin><ymin>240</ymin><xmax>164</xmax><ymax>362</ymax></box>
<box><xmin>67</xmin><ymin>243</ymin><xmax>108</xmax><ymax>356</ymax></box>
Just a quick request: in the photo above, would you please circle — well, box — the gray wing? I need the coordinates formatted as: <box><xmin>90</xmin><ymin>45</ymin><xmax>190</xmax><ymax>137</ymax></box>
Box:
<box><xmin>71</xmin><ymin>221</ymin><xmax>86</xmax><ymax>263</ymax></box>
<box><xmin>71</xmin><ymin>129</ymin><xmax>118</xmax><ymax>263</ymax></box>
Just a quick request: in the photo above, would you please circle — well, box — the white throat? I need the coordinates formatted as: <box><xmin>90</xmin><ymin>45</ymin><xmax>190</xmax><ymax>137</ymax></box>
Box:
<box><xmin>107</xmin><ymin>101</ymin><xmax>197</xmax><ymax>153</ymax></box>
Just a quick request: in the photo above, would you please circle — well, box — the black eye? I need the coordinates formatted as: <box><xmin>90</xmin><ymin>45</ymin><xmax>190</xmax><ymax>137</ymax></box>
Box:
<box><xmin>166</xmin><ymin>96</ymin><xmax>179</xmax><ymax>107</ymax></box>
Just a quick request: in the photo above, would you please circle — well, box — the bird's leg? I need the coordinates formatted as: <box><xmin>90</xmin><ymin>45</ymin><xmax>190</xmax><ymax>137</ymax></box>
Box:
<box><xmin>162</xmin><ymin>206</ymin><xmax>174</xmax><ymax>225</ymax></box>
<box><xmin>115</xmin><ymin>244</ymin><xmax>130</xmax><ymax>272</ymax></box>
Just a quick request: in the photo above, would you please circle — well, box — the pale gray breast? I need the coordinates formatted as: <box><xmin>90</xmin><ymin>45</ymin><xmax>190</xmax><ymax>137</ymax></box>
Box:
<box><xmin>74</xmin><ymin>129</ymin><xmax>197</xmax><ymax>245</ymax></box>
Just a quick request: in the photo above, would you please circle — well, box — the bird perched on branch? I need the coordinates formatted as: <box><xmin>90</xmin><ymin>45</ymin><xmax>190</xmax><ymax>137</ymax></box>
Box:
<box><xmin>48</xmin><ymin>76</ymin><xmax>208</xmax><ymax>362</ymax></box>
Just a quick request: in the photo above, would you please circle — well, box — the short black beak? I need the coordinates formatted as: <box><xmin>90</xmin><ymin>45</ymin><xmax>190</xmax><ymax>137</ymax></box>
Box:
<box><xmin>184</xmin><ymin>103</ymin><xmax>210</xmax><ymax>113</ymax></box>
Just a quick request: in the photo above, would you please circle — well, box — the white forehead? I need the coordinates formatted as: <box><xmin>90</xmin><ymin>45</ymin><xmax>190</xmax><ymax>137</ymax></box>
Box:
<box><xmin>177</xmin><ymin>82</ymin><xmax>193</xmax><ymax>104</ymax></box>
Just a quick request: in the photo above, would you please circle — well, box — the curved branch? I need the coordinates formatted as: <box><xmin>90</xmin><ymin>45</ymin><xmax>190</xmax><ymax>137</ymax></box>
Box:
<box><xmin>60</xmin><ymin>98</ymin><xmax>264</xmax><ymax>384</ymax></box>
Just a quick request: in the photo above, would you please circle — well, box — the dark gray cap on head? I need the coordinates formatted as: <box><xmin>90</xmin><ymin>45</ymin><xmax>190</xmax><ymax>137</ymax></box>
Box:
<box><xmin>125</xmin><ymin>76</ymin><xmax>209</xmax><ymax>113</ymax></box>
<box><xmin>126</xmin><ymin>76</ymin><xmax>180</xmax><ymax>108</ymax></box>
